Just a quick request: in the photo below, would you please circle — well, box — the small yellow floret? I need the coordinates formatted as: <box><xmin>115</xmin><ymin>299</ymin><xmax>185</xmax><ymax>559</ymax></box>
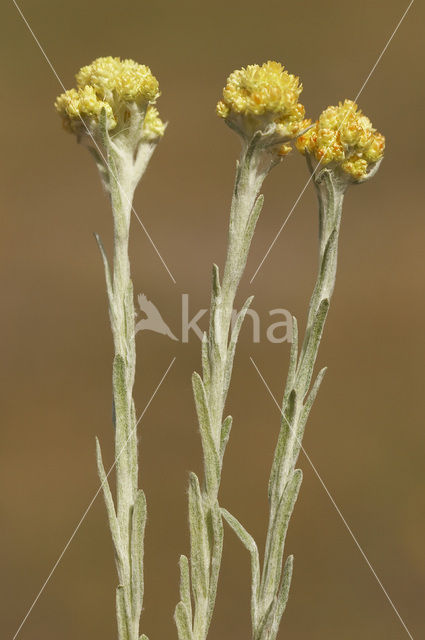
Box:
<box><xmin>217</xmin><ymin>61</ymin><xmax>307</xmax><ymax>140</ymax></box>
<box><xmin>296</xmin><ymin>99</ymin><xmax>385</xmax><ymax>179</ymax></box>
<box><xmin>143</xmin><ymin>106</ymin><xmax>166</xmax><ymax>141</ymax></box>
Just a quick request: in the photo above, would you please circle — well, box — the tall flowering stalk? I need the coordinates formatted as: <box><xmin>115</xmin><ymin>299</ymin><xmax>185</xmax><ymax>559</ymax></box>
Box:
<box><xmin>174</xmin><ymin>62</ymin><xmax>310</xmax><ymax>640</ymax></box>
<box><xmin>55</xmin><ymin>56</ymin><xmax>165</xmax><ymax>640</ymax></box>
<box><xmin>222</xmin><ymin>100</ymin><xmax>385</xmax><ymax>640</ymax></box>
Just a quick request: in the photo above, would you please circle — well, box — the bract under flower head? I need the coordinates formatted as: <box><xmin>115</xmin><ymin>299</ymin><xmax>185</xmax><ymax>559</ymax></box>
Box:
<box><xmin>296</xmin><ymin>100</ymin><xmax>385</xmax><ymax>181</ymax></box>
<box><xmin>217</xmin><ymin>61</ymin><xmax>309</xmax><ymax>150</ymax></box>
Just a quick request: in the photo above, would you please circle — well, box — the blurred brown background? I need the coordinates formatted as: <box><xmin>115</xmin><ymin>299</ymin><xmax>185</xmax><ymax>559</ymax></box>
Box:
<box><xmin>1</xmin><ymin>0</ymin><xmax>424</xmax><ymax>638</ymax></box>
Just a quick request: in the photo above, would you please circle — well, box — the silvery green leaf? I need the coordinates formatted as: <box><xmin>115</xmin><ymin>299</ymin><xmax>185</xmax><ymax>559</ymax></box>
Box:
<box><xmin>209</xmin><ymin>264</ymin><xmax>222</xmax><ymax>357</ymax></box>
<box><xmin>139</xmin><ymin>635</ymin><xmax>149</xmax><ymax>640</ymax></box>
<box><xmin>243</xmin><ymin>194</ymin><xmax>264</xmax><ymax>249</ymax></box>
<box><xmin>220</xmin><ymin>415</ymin><xmax>233</xmax><ymax>461</ymax></box>
<box><xmin>201</xmin><ymin>332</ymin><xmax>211</xmax><ymax>390</ymax></box>
<box><xmin>192</xmin><ymin>372</ymin><xmax>220</xmax><ymax>493</ymax></box>
<box><xmin>128</xmin><ymin>400</ymin><xmax>138</xmax><ymax>492</ymax></box>
<box><xmin>89</xmin><ymin>147</ymin><xmax>110</xmax><ymax>191</ymax></box>
<box><xmin>268</xmin><ymin>389</ymin><xmax>298</xmax><ymax>506</ymax></box>
<box><xmin>207</xmin><ymin>501</ymin><xmax>224</xmax><ymax>628</ymax></box>
<box><xmin>254</xmin><ymin>597</ymin><xmax>275</xmax><ymax>640</ymax></box>
<box><xmin>130</xmin><ymin>490</ymin><xmax>147</xmax><ymax>619</ymax></box>
<box><xmin>116</xmin><ymin>585</ymin><xmax>130</xmax><ymax>640</ymax></box>
<box><xmin>261</xmin><ymin>469</ymin><xmax>302</xmax><ymax>602</ymax></box>
<box><xmin>124</xmin><ymin>280</ymin><xmax>136</xmax><ymax>375</ymax></box>
<box><xmin>188</xmin><ymin>473</ymin><xmax>209</xmax><ymax>599</ymax></box>
<box><xmin>178</xmin><ymin>555</ymin><xmax>192</xmax><ymax>623</ymax></box>
<box><xmin>297</xmin><ymin>298</ymin><xmax>329</xmax><ymax>397</ymax></box>
<box><xmin>221</xmin><ymin>508</ymin><xmax>260</xmax><ymax>629</ymax></box>
<box><xmin>94</xmin><ymin>233</ymin><xmax>113</xmax><ymax>307</ymax></box>
<box><xmin>269</xmin><ymin>555</ymin><xmax>293</xmax><ymax>640</ymax></box>
<box><xmin>113</xmin><ymin>354</ymin><xmax>130</xmax><ymax>438</ymax></box>
<box><xmin>211</xmin><ymin>263</ymin><xmax>221</xmax><ymax>299</ymax></box>
<box><xmin>112</xmin><ymin>354</ymin><xmax>132</xmax><ymax>522</ymax></box>
<box><xmin>95</xmin><ymin>438</ymin><xmax>126</xmax><ymax>579</ymax></box>
<box><xmin>223</xmin><ymin>296</ymin><xmax>253</xmax><ymax>405</ymax></box>
<box><xmin>175</xmin><ymin>601</ymin><xmax>193</xmax><ymax>640</ymax></box>
<box><xmin>300</xmin><ymin>367</ymin><xmax>327</xmax><ymax>432</ymax></box>
<box><xmin>282</xmin><ymin>316</ymin><xmax>298</xmax><ymax>408</ymax></box>
<box><xmin>288</xmin><ymin>368</ymin><xmax>327</xmax><ymax>472</ymax></box>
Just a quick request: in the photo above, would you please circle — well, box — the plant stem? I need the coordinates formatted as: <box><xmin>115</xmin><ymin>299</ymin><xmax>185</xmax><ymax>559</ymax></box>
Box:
<box><xmin>95</xmin><ymin>137</ymin><xmax>151</xmax><ymax>640</ymax></box>
<box><xmin>175</xmin><ymin>140</ymin><xmax>276</xmax><ymax>640</ymax></box>
<box><xmin>222</xmin><ymin>167</ymin><xmax>346</xmax><ymax>640</ymax></box>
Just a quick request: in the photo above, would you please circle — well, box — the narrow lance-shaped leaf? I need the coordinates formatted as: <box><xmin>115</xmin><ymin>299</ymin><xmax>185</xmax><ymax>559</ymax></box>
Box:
<box><xmin>175</xmin><ymin>601</ymin><xmax>193</xmax><ymax>640</ymax></box>
<box><xmin>188</xmin><ymin>473</ymin><xmax>209</xmax><ymax>600</ymax></box>
<box><xmin>112</xmin><ymin>354</ymin><xmax>133</xmax><ymax>524</ymax></box>
<box><xmin>206</xmin><ymin>502</ymin><xmax>224</xmax><ymax>629</ymax></box>
<box><xmin>94</xmin><ymin>232</ymin><xmax>113</xmax><ymax>309</ymax></box>
<box><xmin>261</xmin><ymin>469</ymin><xmax>302</xmax><ymax>604</ymax></box>
<box><xmin>223</xmin><ymin>295</ymin><xmax>254</xmax><ymax>404</ymax></box>
<box><xmin>221</xmin><ymin>508</ymin><xmax>260</xmax><ymax>630</ymax></box>
<box><xmin>95</xmin><ymin>438</ymin><xmax>126</xmax><ymax>581</ymax></box>
<box><xmin>209</xmin><ymin>264</ymin><xmax>222</xmax><ymax>358</ymax></box>
<box><xmin>130</xmin><ymin>489</ymin><xmax>147</xmax><ymax>620</ymax></box>
<box><xmin>192</xmin><ymin>372</ymin><xmax>220</xmax><ymax>493</ymax></box>
<box><xmin>201</xmin><ymin>332</ymin><xmax>211</xmax><ymax>390</ymax></box>
<box><xmin>242</xmin><ymin>194</ymin><xmax>264</xmax><ymax>252</ymax></box>
<box><xmin>269</xmin><ymin>555</ymin><xmax>294</xmax><ymax>640</ymax></box>
<box><xmin>116</xmin><ymin>586</ymin><xmax>130</xmax><ymax>640</ymax></box>
<box><xmin>282</xmin><ymin>316</ymin><xmax>298</xmax><ymax>408</ymax></box>
<box><xmin>220</xmin><ymin>415</ymin><xmax>233</xmax><ymax>462</ymax></box>
<box><xmin>290</xmin><ymin>367</ymin><xmax>327</xmax><ymax>470</ymax></box>
<box><xmin>178</xmin><ymin>555</ymin><xmax>192</xmax><ymax>624</ymax></box>
<box><xmin>296</xmin><ymin>298</ymin><xmax>329</xmax><ymax>398</ymax></box>
<box><xmin>268</xmin><ymin>388</ymin><xmax>298</xmax><ymax>507</ymax></box>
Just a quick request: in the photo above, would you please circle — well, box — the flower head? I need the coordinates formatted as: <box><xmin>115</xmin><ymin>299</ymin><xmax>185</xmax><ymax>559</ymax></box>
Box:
<box><xmin>75</xmin><ymin>57</ymin><xmax>159</xmax><ymax>106</ymax></box>
<box><xmin>55</xmin><ymin>56</ymin><xmax>162</xmax><ymax>139</ymax></box>
<box><xmin>217</xmin><ymin>61</ymin><xmax>309</xmax><ymax>152</ymax></box>
<box><xmin>142</xmin><ymin>106</ymin><xmax>166</xmax><ymax>141</ymax></box>
<box><xmin>296</xmin><ymin>100</ymin><xmax>385</xmax><ymax>181</ymax></box>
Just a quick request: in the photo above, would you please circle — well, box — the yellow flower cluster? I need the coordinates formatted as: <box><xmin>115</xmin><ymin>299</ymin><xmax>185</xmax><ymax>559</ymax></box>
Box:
<box><xmin>216</xmin><ymin>61</ymin><xmax>309</xmax><ymax>150</ymax></box>
<box><xmin>55</xmin><ymin>56</ymin><xmax>163</xmax><ymax>138</ymax></box>
<box><xmin>142</xmin><ymin>106</ymin><xmax>166</xmax><ymax>141</ymax></box>
<box><xmin>55</xmin><ymin>85</ymin><xmax>116</xmax><ymax>132</ymax></box>
<box><xmin>296</xmin><ymin>100</ymin><xmax>385</xmax><ymax>179</ymax></box>
<box><xmin>75</xmin><ymin>57</ymin><xmax>159</xmax><ymax>104</ymax></box>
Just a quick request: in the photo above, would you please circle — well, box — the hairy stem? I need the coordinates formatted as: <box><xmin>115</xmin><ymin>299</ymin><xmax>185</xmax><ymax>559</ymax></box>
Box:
<box><xmin>96</xmin><ymin>131</ymin><xmax>157</xmax><ymax>640</ymax></box>
<box><xmin>261</xmin><ymin>168</ymin><xmax>345</xmax><ymax>639</ymax></box>
<box><xmin>222</xmin><ymin>168</ymin><xmax>346</xmax><ymax>640</ymax></box>
<box><xmin>175</xmin><ymin>140</ymin><xmax>276</xmax><ymax>640</ymax></box>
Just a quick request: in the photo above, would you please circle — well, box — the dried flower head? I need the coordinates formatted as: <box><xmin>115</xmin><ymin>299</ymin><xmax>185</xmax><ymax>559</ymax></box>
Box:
<box><xmin>296</xmin><ymin>99</ymin><xmax>385</xmax><ymax>181</ymax></box>
<box><xmin>217</xmin><ymin>61</ymin><xmax>310</xmax><ymax>152</ymax></box>
<box><xmin>55</xmin><ymin>56</ymin><xmax>163</xmax><ymax>140</ymax></box>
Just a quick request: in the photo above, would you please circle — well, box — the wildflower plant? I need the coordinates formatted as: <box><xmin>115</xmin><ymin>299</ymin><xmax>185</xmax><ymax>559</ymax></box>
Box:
<box><xmin>55</xmin><ymin>57</ymin><xmax>384</xmax><ymax>640</ymax></box>
<box><xmin>174</xmin><ymin>62</ymin><xmax>311</xmax><ymax>640</ymax></box>
<box><xmin>221</xmin><ymin>98</ymin><xmax>385</xmax><ymax>640</ymax></box>
<box><xmin>55</xmin><ymin>56</ymin><xmax>165</xmax><ymax>640</ymax></box>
